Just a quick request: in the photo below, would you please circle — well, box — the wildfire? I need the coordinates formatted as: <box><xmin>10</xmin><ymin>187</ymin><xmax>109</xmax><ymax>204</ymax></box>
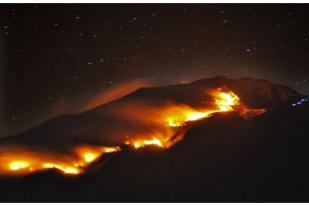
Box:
<box><xmin>75</xmin><ymin>145</ymin><xmax>121</xmax><ymax>164</ymax></box>
<box><xmin>165</xmin><ymin>107</ymin><xmax>214</xmax><ymax>127</ymax></box>
<box><xmin>0</xmin><ymin>145</ymin><xmax>121</xmax><ymax>176</ymax></box>
<box><xmin>164</xmin><ymin>89</ymin><xmax>240</xmax><ymax>127</ymax></box>
<box><xmin>124</xmin><ymin>130</ymin><xmax>175</xmax><ymax>149</ymax></box>
<box><xmin>9</xmin><ymin>161</ymin><xmax>30</xmax><ymax>171</ymax></box>
<box><xmin>125</xmin><ymin>89</ymin><xmax>242</xmax><ymax>149</ymax></box>
<box><xmin>126</xmin><ymin>138</ymin><xmax>165</xmax><ymax>149</ymax></box>
<box><xmin>42</xmin><ymin>163</ymin><xmax>80</xmax><ymax>175</ymax></box>
<box><xmin>0</xmin><ymin>87</ymin><xmax>265</xmax><ymax>176</ymax></box>
<box><xmin>213</xmin><ymin>89</ymin><xmax>240</xmax><ymax>111</ymax></box>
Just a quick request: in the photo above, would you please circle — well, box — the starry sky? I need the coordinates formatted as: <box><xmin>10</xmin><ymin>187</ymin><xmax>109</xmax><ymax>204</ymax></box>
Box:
<box><xmin>0</xmin><ymin>4</ymin><xmax>309</xmax><ymax>137</ymax></box>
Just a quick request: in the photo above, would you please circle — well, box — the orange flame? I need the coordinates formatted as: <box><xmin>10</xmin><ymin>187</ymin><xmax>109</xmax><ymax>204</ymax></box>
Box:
<box><xmin>127</xmin><ymin>138</ymin><xmax>164</xmax><ymax>149</ymax></box>
<box><xmin>213</xmin><ymin>89</ymin><xmax>240</xmax><ymax>111</ymax></box>
<box><xmin>9</xmin><ymin>161</ymin><xmax>30</xmax><ymax>171</ymax></box>
<box><xmin>74</xmin><ymin>145</ymin><xmax>121</xmax><ymax>164</ymax></box>
<box><xmin>0</xmin><ymin>88</ymin><xmax>265</xmax><ymax>176</ymax></box>
<box><xmin>0</xmin><ymin>145</ymin><xmax>121</xmax><ymax>176</ymax></box>
<box><xmin>163</xmin><ymin>89</ymin><xmax>240</xmax><ymax>127</ymax></box>
<box><xmin>125</xmin><ymin>89</ymin><xmax>242</xmax><ymax>149</ymax></box>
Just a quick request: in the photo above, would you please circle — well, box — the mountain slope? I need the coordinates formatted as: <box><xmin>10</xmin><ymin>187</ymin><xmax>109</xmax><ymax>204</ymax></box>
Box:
<box><xmin>0</xmin><ymin>77</ymin><xmax>307</xmax><ymax>203</ymax></box>
<box><xmin>0</xmin><ymin>102</ymin><xmax>308</xmax><ymax>202</ymax></box>
<box><xmin>0</xmin><ymin>77</ymin><xmax>300</xmax><ymax>148</ymax></box>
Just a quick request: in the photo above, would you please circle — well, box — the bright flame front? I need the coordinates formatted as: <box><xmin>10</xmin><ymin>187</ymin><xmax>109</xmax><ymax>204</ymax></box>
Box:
<box><xmin>9</xmin><ymin>161</ymin><xmax>30</xmax><ymax>171</ymax></box>
<box><xmin>126</xmin><ymin>89</ymin><xmax>242</xmax><ymax>149</ymax></box>
<box><xmin>214</xmin><ymin>89</ymin><xmax>240</xmax><ymax>111</ymax></box>
<box><xmin>126</xmin><ymin>138</ymin><xmax>165</xmax><ymax>149</ymax></box>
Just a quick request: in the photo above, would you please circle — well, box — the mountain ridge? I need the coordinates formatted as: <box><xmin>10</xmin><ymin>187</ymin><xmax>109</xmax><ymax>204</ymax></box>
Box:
<box><xmin>0</xmin><ymin>77</ymin><xmax>301</xmax><ymax>146</ymax></box>
<box><xmin>0</xmin><ymin>77</ymin><xmax>308</xmax><ymax>202</ymax></box>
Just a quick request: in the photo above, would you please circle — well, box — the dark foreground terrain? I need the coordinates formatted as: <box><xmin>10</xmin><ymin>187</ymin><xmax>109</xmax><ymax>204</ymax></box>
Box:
<box><xmin>0</xmin><ymin>77</ymin><xmax>308</xmax><ymax>202</ymax></box>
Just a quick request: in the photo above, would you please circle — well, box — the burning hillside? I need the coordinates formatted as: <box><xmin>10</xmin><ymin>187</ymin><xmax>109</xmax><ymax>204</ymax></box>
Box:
<box><xmin>0</xmin><ymin>144</ymin><xmax>121</xmax><ymax>175</ymax></box>
<box><xmin>0</xmin><ymin>86</ymin><xmax>266</xmax><ymax>176</ymax></box>
<box><xmin>123</xmin><ymin>88</ymin><xmax>264</xmax><ymax>150</ymax></box>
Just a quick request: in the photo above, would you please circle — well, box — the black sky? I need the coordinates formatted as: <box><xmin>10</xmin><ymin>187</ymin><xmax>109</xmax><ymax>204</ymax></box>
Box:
<box><xmin>0</xmin><ymin>4</ymin><xmax>309</xmax><ymax>137</ymax></box>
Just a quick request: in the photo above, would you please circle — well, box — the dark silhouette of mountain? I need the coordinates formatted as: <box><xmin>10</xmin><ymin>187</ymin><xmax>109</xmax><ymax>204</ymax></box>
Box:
<box><xmin>0</xmin><ymin>77</ymin><xmax>300</xmax><ymax>147</ymax></box>
<box><xmin>0</xmin><ymin>77</ymin><xmax>307</xmax><ymax>202</ymax></box>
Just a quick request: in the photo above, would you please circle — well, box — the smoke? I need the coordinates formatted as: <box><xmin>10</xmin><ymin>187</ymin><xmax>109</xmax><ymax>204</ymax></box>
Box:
<box><xmin>81</xmin><ymin>80</ymin><xmax>153</xmax><ymax>112</ymax></box>
<box><xmin>0</xmin><ymin>83</ymin><xmax>267</xmax><ymax>176</ymax></box>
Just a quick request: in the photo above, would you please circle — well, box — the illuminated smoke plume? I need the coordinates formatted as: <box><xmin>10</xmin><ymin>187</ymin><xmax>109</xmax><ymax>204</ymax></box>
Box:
<box><xmin>82</xmin><ymin>80</ymin><xmax>153</xmax><ymax>112</ymax></box>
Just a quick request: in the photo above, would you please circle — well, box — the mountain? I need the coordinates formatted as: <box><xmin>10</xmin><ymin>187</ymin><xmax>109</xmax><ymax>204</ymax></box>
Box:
<box><xmin>0</xmin><ymin>77</ymin><xmax>300</xmax><ymax>147</ymax></box>
<box><xmin>0</xmin><ymin>77</ymin><xmax>307</xmax><ymax>202</ymax></box>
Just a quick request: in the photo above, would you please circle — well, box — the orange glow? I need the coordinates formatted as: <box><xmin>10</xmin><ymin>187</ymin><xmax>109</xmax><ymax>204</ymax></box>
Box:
<box><xmin>8</xmin><ymin>161</ymin><xmax>30</xmax><ymax>171</ymax></box>
<box><xmin>42</xmin><ymin>163</ymin><xmax>81</xmax><ymax>175</ymax></box>
<box><xmin>123</xmin><ymin>89</ymin><xmax>248</xmax><ymax>149</ymax></box>
<box><xmin>0</xmin><ymin>88</ymin><xmax>266</xmax><ymax>176</ymax></box>
<box><xmin>126</xmin><ymin>138</ymin><xmax>165</xmax><ymax>149</ymax></box>
<box><xmin>0</xmin><ymin>145</ymin><xmax>121</xmax><ymax>176</ymax></box>
<box><xmin>124</xmin><ymin>127</ymin><xmax>181</xmax><ymax>150</ymax></box>
<box><xmin>74</xmin><ymin>145</ymin><xmax>121</xmax><ymax>164</ymax></box>
<box><xmin>163</xmin><ymin>90</ymin><xmax>240</xmax><ymax>127</ymax></box>
<box><xmin>165</xmin><ymin>106</ymin><xmax>214</xmax><ymax>127</ymax></box>
<box><xmin>133</xmin><ymin>138</ymin><xmax>164</xmax><ymax>148</ymax></box>
<box><xmin>83</xmin><ymin>153</ymin><xmax>97</xmax><ymax>163</ymax></box>
<box><xmin>213</xmin><ymin>89</ymin><xmax>240</xmax><ymax>111</ymax></box>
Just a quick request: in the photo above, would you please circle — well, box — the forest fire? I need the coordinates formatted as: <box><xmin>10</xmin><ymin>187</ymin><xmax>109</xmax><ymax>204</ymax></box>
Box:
<box><xmin>0</xmin><ymin>88</ymin><xmax>265</xmax><ymax>176</ymax></box>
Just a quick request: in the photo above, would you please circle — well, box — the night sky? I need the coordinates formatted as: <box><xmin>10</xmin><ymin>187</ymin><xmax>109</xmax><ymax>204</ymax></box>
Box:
<box><xmin>0</xmin><ymin>4</ymin><xmax>309</xmax><ymax>137</ymax></box>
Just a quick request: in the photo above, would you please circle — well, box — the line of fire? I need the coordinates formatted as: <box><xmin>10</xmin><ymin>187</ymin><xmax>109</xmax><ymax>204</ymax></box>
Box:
<box><xmin>0</xmin><ymin>88</ymin><xmax>266</xmax><ymax>176</ymax></box>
